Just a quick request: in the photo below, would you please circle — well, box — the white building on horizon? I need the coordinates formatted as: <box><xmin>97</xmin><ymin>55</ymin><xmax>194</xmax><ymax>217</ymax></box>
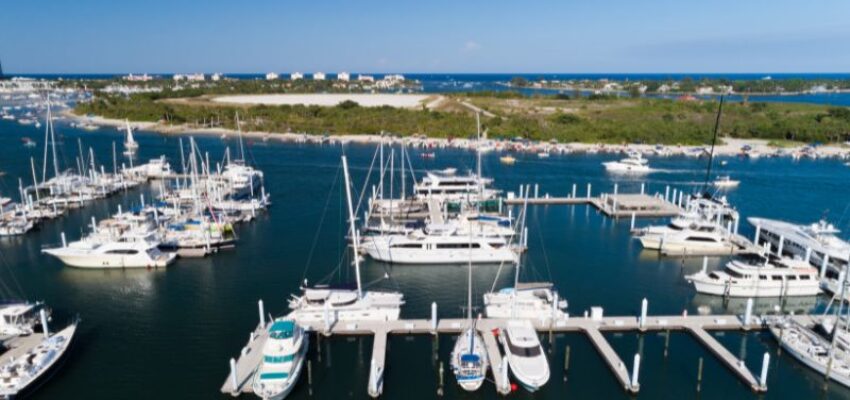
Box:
<box><xmin>173</xmin><ymin>73</ymin><xmax>205</xmax><ymax>82</ymax></box>
<box><xmin>358</xmin><ymin>74</ymin><xmax>375</xmax><ymax>82</ymax></box>
<box><xmin>211</xmin><ymin>73</ymin><xmax>223</xmax><ymax>81</ymax></box>
<box><xmin>266</xmin><ymin>72</ymin><xmax>279</xmax><ymax>80</ymax></box>
<box><xmin>124</xmin><ymin>73</ymin><xmax>153</xmax><ymax>82</ymax></box>
<box><xmin>337</xmin><ymin>72</ymin><xmax>350</xmax><ymax>81</ymax></box>
<box><xmin>314</xmin><ymin>72</ymin><xmax>326</xmax><ymax>80</ymax></box>
<box><xmin>291</xmin><ymin>72</ymin><xmax>303</xmax><ymax>80</ymax></box>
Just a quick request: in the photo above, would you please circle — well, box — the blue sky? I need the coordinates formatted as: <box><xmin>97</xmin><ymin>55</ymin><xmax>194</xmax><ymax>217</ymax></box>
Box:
<box><xmin>2</xmin><ymin>0</ymin><xmax>849</xmax><ymax>73</ymax></box>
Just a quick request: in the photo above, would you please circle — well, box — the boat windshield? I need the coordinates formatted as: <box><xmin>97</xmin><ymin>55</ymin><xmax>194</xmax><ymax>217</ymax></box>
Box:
<box><xmin>269</xmin><ymin>320</ymin><xmax>295</xmax><ymax>339</ymax></box>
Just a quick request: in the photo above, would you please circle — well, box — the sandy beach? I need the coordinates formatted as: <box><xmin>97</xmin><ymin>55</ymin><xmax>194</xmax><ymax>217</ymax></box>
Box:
<box><xmin>211</xmin><ymin>93</ymin><xmax>435</xmax><ymax>108</ymax></box>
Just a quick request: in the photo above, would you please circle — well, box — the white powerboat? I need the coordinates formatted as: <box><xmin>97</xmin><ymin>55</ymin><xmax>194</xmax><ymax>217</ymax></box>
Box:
<box><xmin>499</xmin><ymin>320</ymin><xmax>549</xmax><ymax>392</ymax></box>
<box><xmin>484</xmin><ymin>282</ymin><xmax>568</xmax><ymax>321</ymax></box>
<box><xmin>685</xmin><ymin>253</ymin><xmax>821</xmax><ymax>297</ymax></box>
<box><xmin>251</xmin><ymin>320</ymin><xmax>308</xmax><ymax>400</ymax></box>
<box><xmin>361</xmin><ymin>232</ymin><xmax>517</xmax><ymax>265</ymax></box>
<box><xmin>43</xmin><ymin>239</ymin><xmax>175</xmax><ymax>268</ymax></box>
<box><xmin>602</xmin><ymin>153</ymin><xmax>651</xmax><ymax>173</ymax></box>
<box><xmin>413</xmin><ymin>170</ymin><xmax>497</xmax><ymax>203</ymax></box>
<box><xmin>712</xmin><ymin>175</ymin><xmax>740</xmax><ymax>188</ymax></box>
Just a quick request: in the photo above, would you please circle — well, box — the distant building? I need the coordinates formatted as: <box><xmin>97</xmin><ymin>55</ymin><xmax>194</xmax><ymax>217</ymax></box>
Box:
<box><xmin>291</xmin><ymin>72</ymin><xmax>303</xmax><ymax>80</ymax></box>
<box><xmin>265</xmin><ymin>72</ymin><xmax>279</xmax><ymax>80</ymax></box>
<box><xmin>337</xmin><ymin>72</ymin><xmax>350</xmax><ymax>81</ymax></box>
<box><xmin>124</xmin><ymin>73</ymin><xmax>153</xmax><ymax>82</ymax></box>
<box><xmin>173</xmin><ymin>74</ymin><xmax>185</xmax><ymax>82</ymax></box>
<box><xmin>211</xmin><ymin>73</ymin><xmax>223</xmax><ymax>81</ymax></box>
<box><xmin>358</xmin><ymin>74</ymin><xmax>375</xmax><ymax>82</ymax></box>
<box><xmin>657</xmin><ymin>84</ymin><xmax>671</xmax><ymax>93</ymax></box>
<box><xmin>313</xmin><ymin>72</ymin><xmax>326</xmax><ymax>80</ymax></box>
<box><xmin>695</xmin><ymin>86</ymin><xmax>714</xmax><ymax>95</ymax></box>
<box><xmin>375</xmin><ymin>74</ymin><xmax>406</xmax><ymax>89</ymax></box>
<box><xmin>174</xmin><ymin>73</ymin><xmax>205</xmax><ymax>82</ymax></box>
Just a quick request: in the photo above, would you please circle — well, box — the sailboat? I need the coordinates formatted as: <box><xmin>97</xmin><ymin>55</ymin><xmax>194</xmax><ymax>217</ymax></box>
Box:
<box><xmin>287</xmin><ymin>156</ymin><xmax>404</xmax><ymax>325</ymax></box>
<box><xmin>450</xmin><ymin>233</ymin><xmax>489</xmax><ymax>391</ymax></box>
<box><xmin>123</xmin><ymin>119</ymin><xmax>138</xmax><ymax>155</ymax></box>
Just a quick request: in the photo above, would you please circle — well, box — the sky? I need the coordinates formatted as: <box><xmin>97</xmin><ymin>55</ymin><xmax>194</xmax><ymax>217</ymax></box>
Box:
<box><xmin>1</xmin><ymin>0</ymin><xmax>849</xmax><ymax>74</ymax></box>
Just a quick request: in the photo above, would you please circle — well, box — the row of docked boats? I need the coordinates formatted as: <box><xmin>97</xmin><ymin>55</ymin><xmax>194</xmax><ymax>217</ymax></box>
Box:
<box><xmin>42</xmin><ymin>135</ymin><xmax>270</xmax><ymax>268</ymax></box>
<box><xmin>241</xmin><ymin>152</ymin><xmax>562</xmax><ymax>399</ymax></box>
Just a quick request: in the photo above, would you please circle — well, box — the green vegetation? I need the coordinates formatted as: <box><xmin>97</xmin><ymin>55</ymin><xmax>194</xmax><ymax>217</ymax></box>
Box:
<box><xmin>74</xmin><ymin>90</ymin><xmax>850</xmax><ymax>145</ymax></box>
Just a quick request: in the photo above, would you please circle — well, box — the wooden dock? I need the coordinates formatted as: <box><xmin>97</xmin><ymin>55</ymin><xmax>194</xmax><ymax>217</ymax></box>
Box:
<box><xmin>505</xmin><ymin>193</ymin><xmax>683</xmax><ymax>218</ymax></box>
<box><xmin>221</xmin><ymin>308</ymin><xmax>796</xmax><ymax>397</ymax></box>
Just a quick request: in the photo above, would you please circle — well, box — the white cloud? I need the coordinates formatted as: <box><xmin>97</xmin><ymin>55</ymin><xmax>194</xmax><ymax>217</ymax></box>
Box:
<box><xmin>462</xmin><ymin>41</ymin><xmax>481</xmax><ymax>52</ymax></box>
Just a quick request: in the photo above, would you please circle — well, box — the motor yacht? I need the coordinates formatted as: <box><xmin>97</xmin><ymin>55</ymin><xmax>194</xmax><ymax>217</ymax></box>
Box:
<box><xmin>712</xmin><ymin>175</ymin><xmax>740</xmax><ymax>188</ymax></box>
<box><xmin>685</xmin><ymin>253</ymin><xmax>821</xmax><ymax>297</ymax></box>
<box><xmin>602</xmin><ymin>152</ymin><xmax>651</xmax><ymax>173</ymax></box>
<box><xmin>251</xmin><ymin>320</ymin><xmax>308</xmax><ymax>400</ymax></box>
<box><xmin>484</xmin><ymin>282</ymin><xmax>568</xmax><ymax>321</ymax></box>
<box><xmin>43</xmin><ymin>239</ymin><xmax>175</xmax><ymax>268</ymax></box>
<box><xmin>499</xmin><ymin>320</ymin><xmax>549</xmax><ymax>392</ymax></box>
<box><xmin>361</xmin><ymin>232</ymin><xmax>517</xmax><ymax>265</ymax></box>
<box><xmin>748</xmin><ymin>217</ymin><xmax>850</xmax><ymax>271</ymax></box>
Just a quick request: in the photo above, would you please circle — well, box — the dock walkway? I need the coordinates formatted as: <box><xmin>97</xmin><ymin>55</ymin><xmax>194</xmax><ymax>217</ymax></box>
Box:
<box><xmin>222</xmin><ymin>310</ymin><xmax>797</xmax><ymax>397</ymax></box>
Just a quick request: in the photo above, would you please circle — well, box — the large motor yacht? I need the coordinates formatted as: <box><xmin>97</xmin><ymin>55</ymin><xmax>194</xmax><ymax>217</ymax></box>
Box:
<box><xmin>499</xmin><ymin>320</ymin><xmax>550</xmax><ymax>392</ymax></box>
<box><xmin>748</xmin><ymin>217</ymin><xmax>850</xmax><ymax>271</ymax></box>
<box><xmin>602</xmin><ymin>152</ymin><xmax>651</xmax><ymax>173</ymax></box>
<box><xmin>685</xmin><ymin>253</ymin><xmax>821</xmax><ymax>297</ymax></box>
<box><xmin>361</xmin><ymin>232</ymin><xmax>517</xmax><ymax>265</ymax></box>
<box><xmin>251</xmin><ymin>320</ymin><xmax>308</xmax><ymax>400</ymax></box>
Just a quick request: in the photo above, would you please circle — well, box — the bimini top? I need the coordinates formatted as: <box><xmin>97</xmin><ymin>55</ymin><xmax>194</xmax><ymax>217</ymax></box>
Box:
<box><xmin>269</xmin><ymin>320</ymin><xmax>295</xmax><ymax>339</ymax></box>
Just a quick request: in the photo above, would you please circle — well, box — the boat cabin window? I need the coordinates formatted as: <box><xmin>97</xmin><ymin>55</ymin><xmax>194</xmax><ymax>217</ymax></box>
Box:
<box><xmin>787</xmin><ymin>275</ymin><xmax>798</xmax><ymax>280</ymax></box>
<box><xmin>435</xmin><ymin>243</ymin><xmax>481</xmax><ymax>249</ymax></box>
<box><xmin>759</xmin><ymin>275</ymin><xmax>768</xmax><ymax>280</ymax></box>
<box><xmin>686</xmin><ymin>237</ymin><xmax>718</xmax><ymax>243</ymax></box>
<box><xmin>505</xmin><ymin>334</ymin><xmax>542</xmax><ymax>358</ymax></box>
<box><xmin>666</xmin><ymin>223</ymin><xmax>683</xmax><ymax>231</ymax></box>
<box><xmin>105</xmin><ymin>249</ymin><xmax>139</xmax><ymax>255</ymax></box>
<box><xmin>391</xmin><ymin>243</ymin><xmax>424</xmax><ymax>249</ymax></box>
<box><xmin>726</xmin><ymin>269</ymin><xmax>744</xmax><ymax>278</ymax></box>
<box><xmin>800</xmin><ymin>275</ymin><xmax>811</xmax><ymax>280</ymax></box>
<box><xmin>771</xmin><ymin>276</ymin><xmax>783</xmax><ymax>281</ymax></box>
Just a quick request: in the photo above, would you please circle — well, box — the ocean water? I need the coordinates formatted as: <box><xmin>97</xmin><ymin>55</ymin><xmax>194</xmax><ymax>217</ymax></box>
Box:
<box><xmin>2</xmin><ymin>118</ymin><xmax>850</xmax><ymax>399</ymax></box>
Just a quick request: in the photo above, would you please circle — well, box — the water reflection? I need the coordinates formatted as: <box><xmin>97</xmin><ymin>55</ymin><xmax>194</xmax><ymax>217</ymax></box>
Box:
<box><xmin>691</xmin><ymin>293</ymin><xmax>819</xmax><ymax>315</ymax></box>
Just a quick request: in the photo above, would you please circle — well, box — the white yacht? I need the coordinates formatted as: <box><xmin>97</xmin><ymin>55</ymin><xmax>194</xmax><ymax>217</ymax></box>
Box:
<box><xmin>685</xmin><ymin>253</ymin><xmax>821</xmax><ymax>297</ymax></box>
<box><xmin>769</xmin><ymin>317</ymin><xmax>850</xmax><ymax>388</ymax></box>
<box><xmin>288</xmin><ymin>156</ymin><xmax>404</xmax><ymax>325</ymax></box>
<box><xmin>413</xmin><ymin>169</ymin><xmax>497</xmax><ymax>203</ymax></box>
<box><xmin>748</xmin><ymin>217</ymin><xmax>850</xmax><ymax>271</ymax></box>
<box><xmin>638</xmin><ymin>217</ymin><xmax>735</xmax><ymax>255</ymax></box>
<box><xmin>0</xmin><ymin>319</ymin><xmax>78</xmax><ymax>398</ymax></box>
<box><xmin>43</xmin><ymin>239</ymin><xmax>175</xmax><ymax>268</ymax></box>
<box><xmin>602</xmin><ymin>152</ymin><xmax>651</xmax><ymax>173</ymax></box>
<box><xmin>0</xmin><ymin>302</ymin><xmax>44</xmax><ymax>336</ymax></box>
<box><xmin>251</xmin><ymin>320</ymin><xmax>308</xmax><ymax>400</ymax></box>
<box><xmin>361</xmin><ymin>232</ymin><xmax>517</xmax><ymax>265</ymax></box>
<box><xmin>712</xmin><ymin>175</ymin><xmax>740</xmax><ymax>188</ymax></box>
<box><xmin>484</xmin><ymin>282</ymin><xmax>568</xmax><ymax>321</ymax></box>
<box><xmin>499</xmin><ymin>320</ymin><xmax>549</xmax><ymax>392</ymax></box>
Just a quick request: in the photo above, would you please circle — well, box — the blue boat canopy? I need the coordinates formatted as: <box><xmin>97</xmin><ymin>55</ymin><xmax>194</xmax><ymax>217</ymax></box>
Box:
<box><xmin>269</xmin><ymin>320</ymin><xmax>295</xmax><ymax>339</ymax></box>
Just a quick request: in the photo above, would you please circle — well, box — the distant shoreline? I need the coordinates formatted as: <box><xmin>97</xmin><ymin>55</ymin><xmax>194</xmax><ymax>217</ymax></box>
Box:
<box><xmin>62</xmin><ymin>108</ymin><xmax>849</xmax><ymax>159</ymax></box>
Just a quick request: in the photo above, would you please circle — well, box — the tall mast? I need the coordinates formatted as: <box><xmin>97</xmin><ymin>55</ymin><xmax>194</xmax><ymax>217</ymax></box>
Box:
<box><xmin>236</xmin><ymin>112</ymin><xmax>245</xmax><ymax>163</ymax></box>
<box><xmin>702</xmin><ymin>95</ymin><xmax>724</xmax><ymax>194</ymax></box>
<box><xmin>476</xmin><ymin>112</ymin><xmax>483</xmax><ymax>213</ymax></box>
<box><xmin>50</xmin><ymin>99</ymin><xmax>59</xmax><ymax>179</ymax></box>
<box><xmin>41</xmin><ymin>95</ymin><xmax>51</xmax><ymax>183</ymax></box>
<box><xmin>342</xmin><ymin>155</ymin><xmax>363</xmax><ymax>299</ymax></box>
<box><xmin>400</xmin><ymin>141</ymin><xmax>406</xmax><ymax>201</ymax></box>
<box><xmin>379</xmin><ymin>133</ymin><xmax>384</xmax><ymax>200</ymax></box>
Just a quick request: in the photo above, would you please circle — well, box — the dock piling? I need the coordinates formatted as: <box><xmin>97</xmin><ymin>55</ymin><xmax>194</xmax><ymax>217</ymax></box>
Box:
<box><xmin>572</xmin><ymin>183</ymin><xmax>577</xmax><ymax>198</ymax></box>
<box><xmin>631</xmin><ymin>353</ymin><xmax>641</xmax><ymax>391</ymax></box>
<box><xmin>564</xmin><ymin>345</ymin><xmax>571</xmax><ymax>378</ymax></box>
<box><xmin>437</xmin><ymin>361</ymin><xmax>444</xmax><ymax>396</ymax></box>
<box><xmin>702</xmin><ymin>257</ymin><xmax>708</xmax><ymax>274</ymax></box>
<box><xmin>744</xmin><ymin>298</ymin><xmax>753</xmax><ymax>328</ymax></box>
<box><xmin>640</xmin><ymin>183</ymin><xmax>645</xmax><ymax>195</ymax></box>
<box><xmin>258</xmin><ymin>300</ymin><xmax>265</xmax><ymax>328</ymax></box>
<box><xmin>697</xmin><ymin>357</ymin><xmax>704</xmax><ymax>392</ymax></box>
<box><xmin>308</xmin><ymin>360</ymin><xmax>313</xmax><ymax>396</ymax></box>
<box><xmin>431</xmin><ymin>302</ymin><xmax>438</xmax><ymax>333</ymax></box>
<box><xmin>587</xmin><ymin>183</ymin><xmax>592</xmax><ymax>198</ymax></box>
<box><xmin>664</xmin><ymin>330</ymin><xmax>670</xmax><ymax>358</ymax></box>
<box><xmin>759</xmin><ymin>352</ymin><xmax>770</xmax><ymax>390</ymax></box>
<box><xmin>630</xmin><ymin>213</ymin><xmax>636</xmax><ymax>231</ymax></box>
<box><xmin>534</xmin><ymin>184</ymin><xmax>539</xmax><ymax>198</ymax></box>
<box><xmin>40</xmin><ymin>308</ymin><xmax>49</xmax><ymax>338</ymax></box>
<box><xmin>665</xmin><ymin>185</ymin><xmax>670</xmax><ymax>202</ymax></box>
<box><xmin>639</xmin><ymin>298</ymin><xmax>648</xmax><ymax>331</ymax></box>
<box><xmin>61</xmin><ymin>232</ymin><xmax>66</xmax><ymax>248</ymax></box>
<box><xmin>229</xmin><ymin>358</ymin><xmax>237</xmax><ymax>394</ymax></box>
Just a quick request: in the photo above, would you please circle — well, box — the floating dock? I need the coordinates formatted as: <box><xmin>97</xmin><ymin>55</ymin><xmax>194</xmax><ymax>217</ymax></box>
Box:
<box><xmin>222</xmin><ymin>303</ymin><xmax>794</xmax><ymax>397</ymax></box>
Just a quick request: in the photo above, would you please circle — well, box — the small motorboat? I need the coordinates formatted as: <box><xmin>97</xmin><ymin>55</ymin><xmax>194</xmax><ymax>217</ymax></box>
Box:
<box><xmin>500</xmin><ymin>155</ymin><xmax>516</xmax><ymax>165</ymax></box>
<box><xmin>712</xmin><ymin>175</ymin><xmax>740</xmax><ymax>188</ymax></box>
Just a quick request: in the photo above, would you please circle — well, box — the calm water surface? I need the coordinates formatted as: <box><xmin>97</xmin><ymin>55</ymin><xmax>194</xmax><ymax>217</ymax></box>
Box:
<box><xmin>1</xmin><ymin>118</ymin><xmax>850</xmax><ymax>399</ymax></box>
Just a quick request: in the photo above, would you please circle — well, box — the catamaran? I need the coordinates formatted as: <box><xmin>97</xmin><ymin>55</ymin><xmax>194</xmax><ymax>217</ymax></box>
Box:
<box><xmin>287</xmin><ymin>156</ymin><xmax>404</xmax><ymax>325</ymax></box>
<box><xmin>251</xmin><ymin>320</ymin><xmax>309</xmax><ymax>400</ymax></box>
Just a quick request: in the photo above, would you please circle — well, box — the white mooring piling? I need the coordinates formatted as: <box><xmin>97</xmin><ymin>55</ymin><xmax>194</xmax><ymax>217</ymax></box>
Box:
<box><xmin>639</xmin><ymin>298</ymin><xmax>648</xmax><ymax>331</ymax></box>
<box><xmin>431</xmin><ymin>302</ymin><xmax>438</xmax><ymax>332</ymax></box>
<box><xmin>613</xmin><ymin>183</ymin><xmax>619</xmax><ymax>197</ymax></box>
<box><xmin>140</xmin><ymin>193</ymin><xmax>145</xmax><ymax>207</ymax></box>
<box><xmin>630</xmin><ymin>213</ymin><xmax>636</xmax><ymax>231</ymax></box>
<box><xmin>91</xmin><ymin>217</ymin><xmax>97</xmax><ymax>234</ymax></box>
<box><xmin>640</xmin><ymin>183</ymin><xmax>645</xmax><ymax>195</ymax></box>
<box><xmin>744</xmin><ymin>298</ymin><xmax>753</xmax><ymax>327</ymax></box>
<box><xmin>702</xmin><ymin>257</ymin><xmax>708</xmax><ymax>274</ymax></box>
<box><xmin>534</xmin><ymin>184</ymin><xmax>539</xmax><ymax>198</ymax></box>
<box><xmin>258</xmin><ymin>300</ymin><xmax>265</xmax><ymax>328</ymax></box>
<box><xmin>40</xmin><ymin>308</ymin><xmax>49</xmax><ymax>339</ymax></box>
<box><xmin>631</xmin><ymin>353</ymin><xmax>641</xmax><ymax>390</ymax></box>
<box><xmin>665</xmin><ymin>185</ymin><xmax>670</xmax><ymax>202</ymax></box>
<box><xmin>587</xmin><ymin>183</ymin><xmax>592</xmax><ymax>198</ymax></box>
<box><xmin>759</xmin><ymin>352</ymin><xmax>770</xmax><ymax>390</ymax></box>
<box><xmin>572</xmin><ymin>183</ymin><xmax>577</xmax><ymax>198</ymax></box>
<box><xmin>61</xmin><ymin>232</ymin><xmax>67</xmax><ymax>248</ymax></box>
<box><xmin>229</xmin><ymin>358</ymin><xmax>237</xmax><ymax>392</ymax></box>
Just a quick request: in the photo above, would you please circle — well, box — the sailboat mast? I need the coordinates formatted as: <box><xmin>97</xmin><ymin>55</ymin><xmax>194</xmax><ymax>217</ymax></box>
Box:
<box><xmin>702</xmin><ymin>95</ymin><xmax>724</xmax><ymax>193</ymax></box>
<box><xmin>236</xmin><ymin>112</ymin><xmax>246</xmax><ymax>162</ymax></box>
<box><xmin>41</xmin><ymin>97</ymin><xmax>50</xmax><ymax>183</ymax></box>
<box><xmin>342</xmin><ymin>155</ymin><xmax>364</xmax><ymax>299</ymax></box>
<box><xmin>379</xmin><ymin>135</ymin><xmax>384</xmax><ymax>200</ymax></box>
<box><xmin>476</xmin><ymin>112</ymin><xmax>483</xmax><ymax>213</ymax></box>
<box><xmin>400</xmin><ymin>142</ymin><xmax>406</xmax><ymax>201</ymax></box>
